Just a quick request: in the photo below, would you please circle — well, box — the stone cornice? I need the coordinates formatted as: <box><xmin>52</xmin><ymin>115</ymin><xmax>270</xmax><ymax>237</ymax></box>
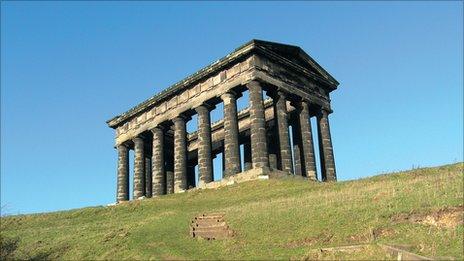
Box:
<box><xmin>106</xmin><ymin>42</ymin><xmax>254</xmax><ymax>129</ymax></box>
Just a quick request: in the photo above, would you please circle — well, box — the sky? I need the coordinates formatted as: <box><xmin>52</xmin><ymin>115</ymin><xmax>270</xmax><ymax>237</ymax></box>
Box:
<box><xmin>1</xmin><ymin>1</ymin><xmax>462</xmax><ymax>215</ymax></box>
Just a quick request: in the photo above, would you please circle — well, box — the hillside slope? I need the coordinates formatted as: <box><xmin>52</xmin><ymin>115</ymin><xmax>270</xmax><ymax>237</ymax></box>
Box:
<box><xmin>1</xmin><ymin>163</ymin><xmax>463</xmax><ymax>260</ymax></box>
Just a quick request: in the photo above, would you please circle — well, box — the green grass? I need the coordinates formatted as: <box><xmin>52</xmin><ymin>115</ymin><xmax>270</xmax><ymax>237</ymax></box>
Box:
<box><xmin>1</xmin><ymin>163</ymin><xmax>463</xmax><ymax>260</ymax></box>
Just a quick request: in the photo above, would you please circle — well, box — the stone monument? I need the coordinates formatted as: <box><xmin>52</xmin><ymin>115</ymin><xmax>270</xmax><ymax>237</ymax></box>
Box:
<box><xmin>107</xmin><ymin>40</ymin><xmax>339</xmax><ymax>202</ymax></box>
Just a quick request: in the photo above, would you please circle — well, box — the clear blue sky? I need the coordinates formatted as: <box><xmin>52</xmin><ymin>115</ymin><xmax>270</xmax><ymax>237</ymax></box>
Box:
<box><xmin>1</xmin><ymin>2</ymin><xmax>462</xmax><ymax>215</ymax></box>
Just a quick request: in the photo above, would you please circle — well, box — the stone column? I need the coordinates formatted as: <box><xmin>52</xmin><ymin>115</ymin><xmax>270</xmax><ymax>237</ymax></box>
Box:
<box><xmin>173</xmin><ymin>116</ymin><xmax>188</xmax><ymax>192</ymax></box>
<box><xmin>145</xmin><ymin>156</ymin><xmax>152</xmax><ymax>198</ymax></box>
<box><xmin>274</xmin><ymin>90</ymin><xmax>293</xmax><ymax>173</ymax></box>
<box><xmin>133</xmin><ymin>136</ymin><xmax>145</xmax><ymax>199</ymax></box>
<box><xmin>317</xmin><ymin>108</ymin><xmax>337</xmax><ymax>181</ymax></box>
<box><xmin>269</xmin><ymin>154</ymin><xmax>278</xmax><ymax>170</ymax></box>
<box><xmin>166</xmin><ymin>171</ymin><xmax>174</xmax><ymax>193</ymax></box>
<box><xmin>243</xmin><ymin>141</ymin><xmax>252</xmax><ymax>171</ymax></box>
<box><xmin>299</xmin><ymin>102</ymin><xmax>317</xmax><ymax>180</ymax></box>
<box><xmin>267</xmin><ymin>129</ymin><xmax>279</xmax><ymax>170</ymax></box>
<box><xmin>196</xmin><ymin>104</ymin><xmax>214</xmax><ymax>185</ymax></box>
<box><xmin>221</xmin><ymin>91</ymin><xmax>241</xmax><ymax>177</ymax></box>
<box><xmin>165</xmin><ymin>156</ymin><xmax>174</xmax><ymax>194</ymax></box>
<box><xmin>221</xmin><ymin>146</ymin><xmax>226</xmax><ymax>173</ymax></box>
<box><xmin>151</xmin><ymin>127</ymin><xmax>165</xmax><ymax>196</ymax></box>
<box><xmin>247</xmin><ymin>81</ymin><xmax>269</xmax><ymax>169</ymax></box>
<box><xmin>291</xmin><ymin>119</ymin><xmax>303</xmax><ymax>176</ymax></box>
<box><xmin>116</xmin><ymin>144</ymin><xmax>129</xmax><ymax>202</ymax></box>
<box><xmin>187</xmin><ymin>165</ymin><xmax>196</xmax><ymax>189</ymax></box>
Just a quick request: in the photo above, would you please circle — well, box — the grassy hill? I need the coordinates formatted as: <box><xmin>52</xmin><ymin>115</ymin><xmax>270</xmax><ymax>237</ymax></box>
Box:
<box><xmin>1</xmin><ymin>163</ymin><xmax>463</xmax><ymax>260</ymax></box>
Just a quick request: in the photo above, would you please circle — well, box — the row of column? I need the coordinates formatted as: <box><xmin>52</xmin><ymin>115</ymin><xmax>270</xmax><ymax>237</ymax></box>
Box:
<box><xmin>116</xmin><ymin>90</ymin><xmax>243</xmax><ymax>201</ymax></box>
<box><xmin>116</xmin><ymin>80</ymin><xmax>336</xmax><ymax>202</ymax></box>
<box><xmin>247</xmin><ymin>81</ymin><xmax>336</xmax><ymax>181</ymax></box>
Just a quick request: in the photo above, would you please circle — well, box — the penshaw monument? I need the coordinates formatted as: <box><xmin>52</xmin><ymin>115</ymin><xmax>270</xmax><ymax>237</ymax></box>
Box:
<box><xmin>107</xmin><ymin>40</ymin><xmax>339</xmax><ymax>202</ymax></box>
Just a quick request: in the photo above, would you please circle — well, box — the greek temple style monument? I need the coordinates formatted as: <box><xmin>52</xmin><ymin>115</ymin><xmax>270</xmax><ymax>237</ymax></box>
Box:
<box><xmin>107</xmin><ymin>40</ymin><xmax>339</xmax><ymax>202</ymax></box>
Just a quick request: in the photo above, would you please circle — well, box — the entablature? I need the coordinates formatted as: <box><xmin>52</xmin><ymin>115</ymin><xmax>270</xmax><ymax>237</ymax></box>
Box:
<box><xmin>108</xmin><ymin>40</ymin><xmax>339</xmax><ymax>146</ymax></box>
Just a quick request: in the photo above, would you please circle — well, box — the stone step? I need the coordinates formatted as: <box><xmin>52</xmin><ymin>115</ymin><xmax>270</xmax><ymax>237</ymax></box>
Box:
<box><xmin>190</xmin><ymin>226</ymin><xmax>230</xmax><ymax>232</ymax></box>
<box><xmin>191</xmin><ymin>219</ymin><xmax>224</xmax><ymax>225</ymax></box>
<box><xmin>194</xmin><ymin>215</ymin><xmax>224</xmax><ymax>220</ymax></box>
<box><xmin>190</xmin><ymin>213</ymin><xmax>233</xmax><ymax>240</ymax></box>
<box><xmin>190</xmin><ymin>229</ymin><xmax>233</xmax><ymax>239</ymax></box>
<box><xmin>190</xmin><ymin>221</ymin><xmax>227</xmax><ymax>227</ymax></box>
<box><xmin>193</xmin><ymin>215</ymin><xmax>224</xmax><ymax>219</ymax></box>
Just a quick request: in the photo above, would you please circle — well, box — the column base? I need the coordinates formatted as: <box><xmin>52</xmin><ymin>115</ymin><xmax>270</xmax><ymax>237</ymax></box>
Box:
<box><xmin>195</xmin><ymin>167</ymin><xmax>270</xmax><ymax>190</ymax></box>
<box><xmin>306</xmin><ymin>170</ymin><xmax>317</xmax><ymax>181</ymax></box>
<box><xmin>115</xmin><ymin>166</ymin><xmax>320</xmax><ymax>202</ymax></box>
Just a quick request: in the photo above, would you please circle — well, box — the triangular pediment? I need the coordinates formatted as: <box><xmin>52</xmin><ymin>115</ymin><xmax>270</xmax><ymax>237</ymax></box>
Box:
<box><xmin>250</xmin><ymin>39</ymin><xmax>339</xmax><ymax>86</ymax></box>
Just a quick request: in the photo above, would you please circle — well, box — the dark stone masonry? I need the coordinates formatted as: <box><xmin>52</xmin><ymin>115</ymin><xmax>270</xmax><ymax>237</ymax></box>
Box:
<box><xmin>299</xmin><ymin>101</ymin><xmax>318</xmax><ymax>180</ymax></box>
<box><xmin>196</xmin><ymin>104</ymin><xmax>214</xmax><ymax>185</ymax></box>
<box><xmin>116</xmin><ymin>144</ymin><xmax>129</xmax><ymax>202</ymax></box>
<box><xmin>221</xmin><ymin>92</ymin><xmax>241</xmax><ymax>177</ymax></box>
<box><xmin>173</xmin><ymin>116</ymin><xmax>188</xmax><ymax>193</ymax></box>
<box><xmin>107</xmin><ymin>40</ymin><xmax>339</xmax><ymax>202</ymax></box>
<box><xmin>151</xmin><ymin>127</ymin><xmax>165</xmax><ymax>196</ymax></box>
<box><xmin>247</xmin><ymin>80</ymin><xmax>270</xmax><ymax>170</ymax></box>
<box><xmin>132</xmin><ymin>136</ymin><xmax>145</xmax><ymax>199</ymax></box>
<box><xmin>274</xmin><ymin>90</ymin><xmax>293</xmax><ymax>173</ymax></box>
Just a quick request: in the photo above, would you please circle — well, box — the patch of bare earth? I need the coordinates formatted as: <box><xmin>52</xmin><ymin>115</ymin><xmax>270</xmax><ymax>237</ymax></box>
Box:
<box><xmin>372</xmin><ymin>227</ymin><xmax>396</xmax><ymax>239</ymax></box>
<box><xmin>391</xmin><ymin>205</ymin><xmax>463</xmax><ymax>228</ymax></box>
<box><xmin>285</xmin><ymin>227</ymin><xmax>396</xmax><ymax>250</ymax></box>
<box><xmin>283</xmin><ymin>233</ymin><xmax>334</xmax><ymax>248</ymax></box>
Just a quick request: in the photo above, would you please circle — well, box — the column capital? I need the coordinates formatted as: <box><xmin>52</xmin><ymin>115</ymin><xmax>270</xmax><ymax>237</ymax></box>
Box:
<box><xmin>290</xmin><ymin>99</ymin><xmax>309</xmax><ymax>112</ymax></box>
<box><xmin>301</xmin><ymin>101</ymin><xmax>310</xmax><ymax>110</ymax></box>
<box><xmin>172</xmin><ymin>114</ymin><xmax>191</xmax><ymax>123</ymax></box>
<box><xmin>117</xmin><ymin>142</ymin><xmax>130</xmax><ymax>149</ymax></box>
<box><xmin>246</xmin><ymin>80</ymin><xmax>262</xmax><ymax>90</ymax></box>
<box><xmin>265</xmin><ymin>87</ymin><xmax>281</xmax><ymax>100</ymax></box>
<box><xmin>195</xmin><ymin>103</ymin><xmax>215</xmax><ymax>113</ymax></box>
<box><xmin>319</xmin><ymin>107</ymin><xmax>333</xmax><ymax>117</ymax></box>
<box><xmin>220</xmin><ymin>90</ymin><xmax>239</xmax><ymax>100</ymax></box>
<box><xmin>150</xmin><ymin>125</ymin><xmax>165</xmax><ymax>134</ymax></box>
<box><xmin>277</xmin><ymin>90</ymin><xmax>287</xmax><ymax>99</ymax></box>
<box><xmin>132</xmin><ymin>136</ymin><xmax>145</xmax><ymax>143</ymax></box>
